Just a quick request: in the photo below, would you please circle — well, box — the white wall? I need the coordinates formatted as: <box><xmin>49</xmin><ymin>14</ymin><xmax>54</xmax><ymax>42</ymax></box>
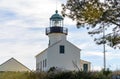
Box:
<box><xmin>47</xmin><ymin>40</ymin><xmax>80</xmax><ymax>71</ymax></box>
<box><xmin>36</xmin><ymin>50</ymin><xmax>48</xmax><ymax>71</ymax></box>
<box><xmin>48</xmin><ymin>33</ymin><xmax>67</xmax><ymax>46</ymax></box>
<box><xmin>36</xmin><ymin>34</ymin><xmax>81</xmax><ymax>71</ymax></box>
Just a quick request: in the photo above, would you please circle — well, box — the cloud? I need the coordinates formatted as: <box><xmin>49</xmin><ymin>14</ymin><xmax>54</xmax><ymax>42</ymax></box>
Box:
<box><xmin>0</xmin><ymin>0</ymin><xmax>56</xmax><ymax>70</ymax></box>
<box><xmin>93</xmin><ymin>66</ymin><xmax>102</xmax><ymax>71</ymax></box>
<box><xmin>0</xmin><ymin>0</ymin><xmax>64</xmax><ymax>19</ymax></box>
<box><xmin>0</xmin><ymin>0</ymin><xmax>119</xmax><ymax>71</ymax></box>
<box><xmin>84</xmin><ymin>51</ymin><xmax>103</xmax><ymax>57</ymax></box>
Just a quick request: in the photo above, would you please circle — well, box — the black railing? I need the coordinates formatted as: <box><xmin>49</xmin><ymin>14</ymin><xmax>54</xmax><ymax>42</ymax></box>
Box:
<box><xmin>46</xmin><ymin>27</ymin><xmax>68</xmax><ymax>35</ymax></box>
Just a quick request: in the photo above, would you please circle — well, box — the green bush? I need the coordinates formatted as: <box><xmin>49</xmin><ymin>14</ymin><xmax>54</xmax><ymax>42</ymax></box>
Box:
<box><xmin>0</xmin><ymin>72</ymin><xmax>29</xmax><ymax>79</ymax></box>
<box><xmin>0</xmin><ymin>70</ymin><xmax>114</xmax><ymax>79</ymax></box>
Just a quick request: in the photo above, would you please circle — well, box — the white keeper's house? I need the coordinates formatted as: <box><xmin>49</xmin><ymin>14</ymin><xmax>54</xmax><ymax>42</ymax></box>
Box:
<box><xmin>35</xmin><ymin>10</ymin><xmax>91</xmax><ymax>72</ymax></box>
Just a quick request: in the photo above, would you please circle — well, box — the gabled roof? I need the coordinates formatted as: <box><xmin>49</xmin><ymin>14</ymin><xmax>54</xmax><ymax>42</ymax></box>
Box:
<box><xmin>35</xmin><ymin>40</ymin><xmax>81</xmax><ymax>57</ymax></box>
<box><xmin>0</xmin><ymin>57</ymin><xmax>31</xmax><ymax>72</ymax></box>
<box><xmin>35</xmin><ymin>40</ymin><xmax>62</xmax><ymax>57</ymax></box>
<box><xmin>80</xmin><ymin>59</ymin><xmax>91</xmax><ymax>64</ymax></box>
<box><xmin>66</xmin><ymin>40</ymin><xmax>81</xmax><ymax>51</ymax></box>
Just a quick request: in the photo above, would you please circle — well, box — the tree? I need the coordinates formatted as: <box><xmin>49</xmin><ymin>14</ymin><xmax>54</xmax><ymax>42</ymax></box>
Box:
<box><xmin>62</xmin><ymin>0</ymin><xmax>120</xmax><ymax>49</ymax></box>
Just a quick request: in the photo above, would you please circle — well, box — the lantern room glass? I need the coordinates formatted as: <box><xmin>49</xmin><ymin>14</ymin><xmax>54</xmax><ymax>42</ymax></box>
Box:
<box><xmin>50</xmin><ymin>20</ymin><xmax>63</xmax><ymax>27</ymax></box>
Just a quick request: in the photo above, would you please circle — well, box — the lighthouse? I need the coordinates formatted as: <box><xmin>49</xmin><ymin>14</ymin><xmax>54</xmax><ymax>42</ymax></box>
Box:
<box><xmin>36</xmin><ymin>10</ymin><xmax>91</xmax><ymax>72</ymax></box>
<box><xmin>46</xmin><ymin>10</ymin><xmax>68</xmax><ymax>46</ymax></box>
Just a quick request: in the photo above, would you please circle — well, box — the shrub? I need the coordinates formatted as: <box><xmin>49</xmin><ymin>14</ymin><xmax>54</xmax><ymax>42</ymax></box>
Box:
<box><xmin>0</xmin><ymin>70</ymin><xmax>114</xmax><ymax>79</ymax></box>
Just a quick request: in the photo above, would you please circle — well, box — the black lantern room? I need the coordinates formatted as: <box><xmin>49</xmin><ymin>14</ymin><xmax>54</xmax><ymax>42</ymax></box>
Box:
<box><xmin>46</xmin><ymin>10</ymin><xmax>68</xmax><ymax>35</ymax></box>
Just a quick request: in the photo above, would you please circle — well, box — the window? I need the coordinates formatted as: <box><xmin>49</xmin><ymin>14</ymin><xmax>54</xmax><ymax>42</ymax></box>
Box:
<box><xmin>60</xmin><ymin>45</ymin><xmax>65</xmax><ymax>54</ymax></box>
<box><xmin>43</xmin><ymin>60</ymin><xmax>44</xmax><ymax>68</ymax></box>
<box><xmin>45</xmin><ymin>59</ymin><xmax>47</xmax><ymax>67</ymax></box>
<box><xmin>49</xmin><ymin>40</ymin><xmax>50</xmax><ymax>46</ymax></box>
<box><xmin>36</xmin><ymin>63</ymin><xmax>39</xmax><ymax>71</ymax></box>
<box><xmin>83</xmin><ymin>64</ymin><xmax>88</xmax><ymax>72</ymax></box>
<box><xmin>40</xmin><ymin>61</ymin><xmax>42</xmax><ymax>71</ymax></box>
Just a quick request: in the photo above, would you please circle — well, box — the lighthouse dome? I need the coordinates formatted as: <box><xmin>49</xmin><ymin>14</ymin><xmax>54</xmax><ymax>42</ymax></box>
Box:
<box><xmin>50</xmin><ymin>10</ymin><xmax>63</xmax><ymax>21</ymax></box>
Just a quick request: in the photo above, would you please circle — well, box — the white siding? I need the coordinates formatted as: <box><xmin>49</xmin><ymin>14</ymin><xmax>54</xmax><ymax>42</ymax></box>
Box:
<box><xmin>48</xmin><ymin>33</ymin><xmax>66</xmax><ymax>46</ymax></box>
<box><xmin>47</xmin><ymin>40</ymin><xmax>80</xmax><ymax>71</ymax></box>
<box><xmin>36</xmin><ymin>50</ymin><xmax>48</xmax><ymax>71</ymax></box>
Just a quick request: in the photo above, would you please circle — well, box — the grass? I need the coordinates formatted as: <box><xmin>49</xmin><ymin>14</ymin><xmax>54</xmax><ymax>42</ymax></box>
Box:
<box><xmin>0</xmin><ymin>70</ymin><xmax>118</xmax><ymax>79</ymax></box>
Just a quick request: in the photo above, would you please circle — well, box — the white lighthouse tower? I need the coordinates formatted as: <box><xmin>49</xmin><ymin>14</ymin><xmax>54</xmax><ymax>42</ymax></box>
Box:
<box><xmin>36</xmin><ymin>10</ymin><xmax>91</xmax><ymax>72</ymax></box>
<box><xmin>46</xmin><ymin>10</ymin><xmax>68</xmax><ymax>46</ymax></box>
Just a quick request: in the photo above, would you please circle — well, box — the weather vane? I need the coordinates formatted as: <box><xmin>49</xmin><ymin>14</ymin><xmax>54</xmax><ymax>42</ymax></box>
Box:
<box><xmin>56</xmin><ymin>0</ymin><xmax>58</xmax><ymax>10</ymax></box>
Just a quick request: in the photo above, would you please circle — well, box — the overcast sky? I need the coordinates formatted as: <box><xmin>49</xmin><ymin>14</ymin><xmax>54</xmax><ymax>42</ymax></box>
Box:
<box><xmin>0</xmin><ymin>0</ymin><xmax>120</xmax><ymax>71</ymax></box>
